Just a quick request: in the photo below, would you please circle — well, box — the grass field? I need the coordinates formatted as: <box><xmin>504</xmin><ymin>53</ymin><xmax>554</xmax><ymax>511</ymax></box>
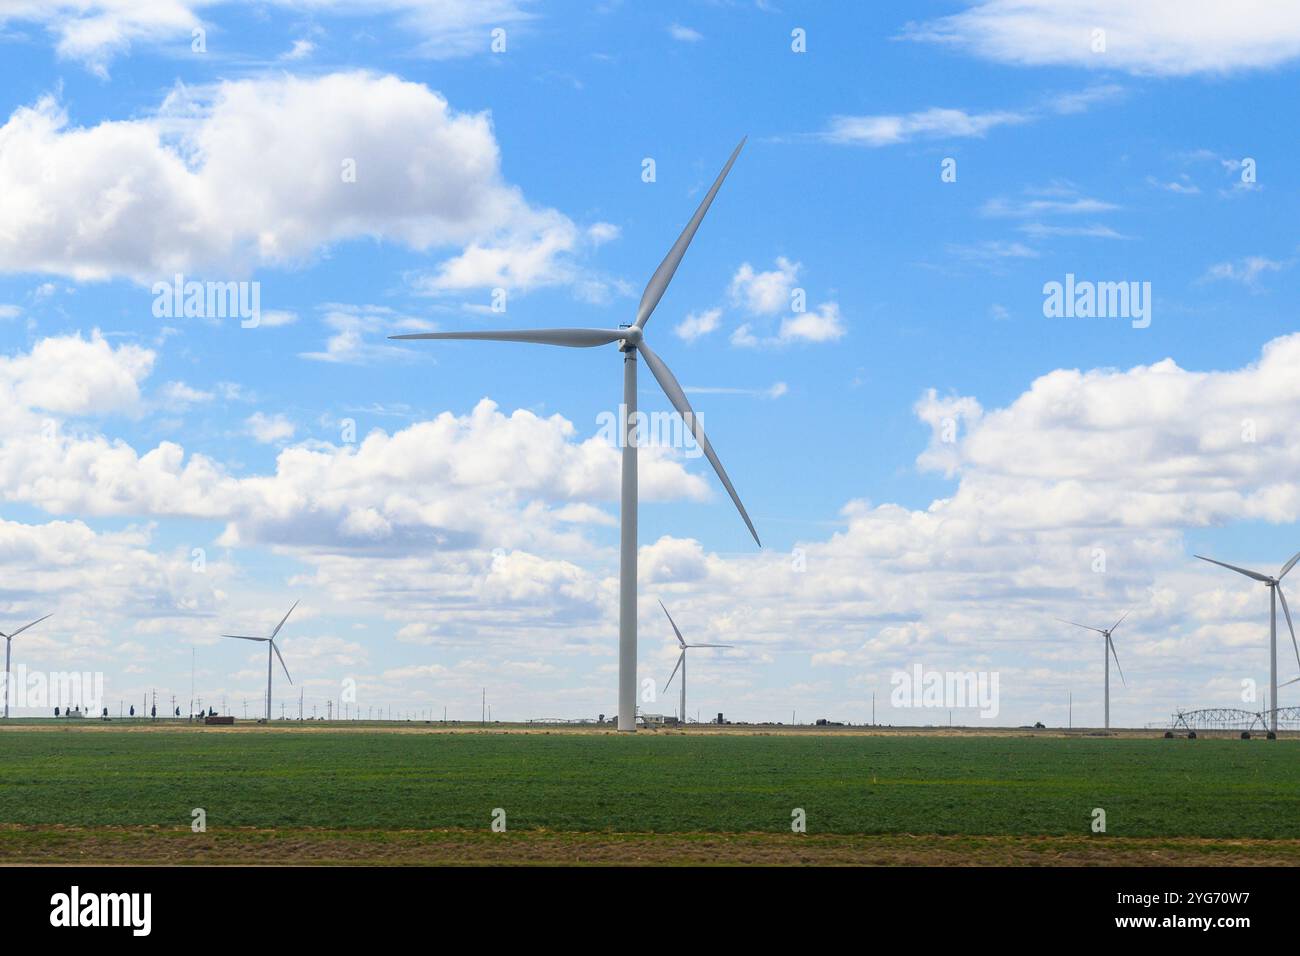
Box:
<box><xmin>3</xmin><ymin>724</ymin><xmax>1298</xmax><ymax>865</ymax></box>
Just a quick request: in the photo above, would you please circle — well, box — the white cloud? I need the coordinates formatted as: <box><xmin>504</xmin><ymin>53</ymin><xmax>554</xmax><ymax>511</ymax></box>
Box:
<box><xmin>729</xmin><ymin>257</ymin><xmax>801</xmax><ymax>315</ymax></box>
<box><xmin>0</xmin><ymin>335</ymin><xmax>712</xmax><ymax>557</ymax></box>
<box><xmin>674</xmin><ymin>307</ymin><xmax>722</xmax><ymax>342</ymax></box>
<box><xmin>1017</xmin><ymin>222</ymin><xmax>1131</xmax><ymax>240</ymax></box>
<box><xmin>981</xmin><ymin>195</ymin><xmax>1119</xmax><ymax>218</ymax></box>
<box><xmin>732</xmin><ymin>303</ymin><xmax>845</xmax><ymax>348</ymax></box>
<box><xmin>300</xmin><ymin>304</ymin><xmax>432</xmax><ymax>365</ymax></box>
<box><xmin>0</xmin><ymin>73</ymin><xmax>588</xmax><ymax>289</ymax></box>
<box><xmin>245</xmin><ymin>412</ymin><xmax>295</xmax><ymax>444</ymax></box>
<box><xmin>0</xmin><ymin>304</ymin><xmax>22</xmax><ymax>320</ymax></box>
<box><xmin>1</xmin><ymin>1</ymin><xmax>536</xmax><ymax>75</ymax></box>
<box><xmin>820</xmin><ymin>85</ymin><xmax>1121</xmax><ymax>147</ymax></box>
<box><xmin>0</xmin><ymin>331</ymin><xmax>152</xmax><ymax>416</ymax></box>
<box><xmin>9</xmin><ymin>328</ymin><xmax>1300</xmax><ymax>720</ymax></box>
<box><xmin>1200</xmin><ymin>256</ymin><xmax>1286</xmax><ymax>290</ymax></box>
<box><xmin>946</xmin><ymin>240</ymin><xmax>1039</xmax><ymax>262</ymax></box>
<box><xmin>823</xmin><ymin>107</ymin><xmax>1027</xmax><ymax>147</ymax></box>
<box><xmin>282</xmin><ymin>38</ymin><xmax>315</xmax><ymax>61</ymax></box>
<box><xmin>258</xmin><ymin>310</ymin><xmax>299</xmax><ymax>327</ymax></box>
<box><xmin>158</xmin><ymin>380</ymin><xmax>213</xmax><ymax>407</ymax></box>
<box><xmin>668</xmin><ymin>23</ymin><xmax>702</xmax><ymax>42</ymax></box>
<box><xmin>905</xmin><ymin>0</ymin><xmax>1300</xmax><ymax>77</ymax></box>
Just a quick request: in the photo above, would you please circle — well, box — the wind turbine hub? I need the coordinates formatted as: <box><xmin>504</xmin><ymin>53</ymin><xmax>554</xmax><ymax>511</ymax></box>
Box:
<box><xmin>623</xmin><ymin>326</ymin><xmax>643</xmax><ymax>347</ymax></box>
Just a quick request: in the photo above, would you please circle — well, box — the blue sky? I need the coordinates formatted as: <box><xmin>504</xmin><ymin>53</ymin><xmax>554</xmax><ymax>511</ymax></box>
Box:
<box><xmin>2</xmin><ymin>1</ymin><xmax>1299</xmax><ymax>726</ymax></box>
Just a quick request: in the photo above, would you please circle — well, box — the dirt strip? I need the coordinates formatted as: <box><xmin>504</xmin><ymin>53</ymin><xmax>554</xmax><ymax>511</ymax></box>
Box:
<box><xmin>2</xmin><ymin>825</ymin><xmax>1297</xmax><ymax>866</ymax></box>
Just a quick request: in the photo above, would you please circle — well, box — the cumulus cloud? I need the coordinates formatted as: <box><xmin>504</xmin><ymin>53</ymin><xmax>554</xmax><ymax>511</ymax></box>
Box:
<box><xmin>0</xmin><ymin>73</ymin><xmax>595</xmax><ymax>291</ymax></box>
<box><xmin>245</xmin><ymin>412</ymin><xmax>295</xmax><ymax>444</ymax></box>
<box><xmin>732</xmin><ymin>303</ymin><xmax>845</xmax><ymax>347</ymax></box>
<box><xmin>729</xmin><ymin>257</ymin><xmax>800</xmax><ymax>315</ymax></box>
<box><xmin>0</xmin><ymin>331</ymin><xmax>152</xmax><ymax>416</ymax></box>
<box><xmin>674</xmin><ymin>307</ymin><xmax>722</xmax><ymax>342</ymax></box>
<box><xmin>0</xmin><ymin>335</ymin><xmax>711</xmax><ymax>557</ymax></box>
<box><xmin>9</xmin><ymin>329</ymin><xmax>1300</xmax><ymax>721</ymax></box>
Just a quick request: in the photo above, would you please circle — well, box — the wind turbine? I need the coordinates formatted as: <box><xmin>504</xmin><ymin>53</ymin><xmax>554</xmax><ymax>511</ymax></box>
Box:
<box><xmin>1058</xmin><ymin>612</ymin><xmax>1127</xmax><ymax>730</ymax></box>
<box><xmin>1</xmin><ymin>613</ymin><xmax>51</xmax><ymax>718</ymax></box>
<box><xmin>222</xmin><ymin>601</ymin><xmax>297</xmax><ymax>721</ymax></box>
<box><xmin>390</xmin><ymin>140</ymin><xmax>760</xmax><ymax>732</ymax></box>
<box><xmin>660</xmin><ymin>601</ymin><xmax>732</xmax><ymax>727</ymax></box>
<box><xmin>1196</xmin><ymin>551</ymin><xmax>1300</xmax><ymax>737</ymax></box>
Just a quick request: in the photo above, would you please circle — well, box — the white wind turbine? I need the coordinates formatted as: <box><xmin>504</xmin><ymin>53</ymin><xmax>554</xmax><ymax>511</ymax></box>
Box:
<box><xmin>222</xmin><ymin>601</ymin><xmax>297</xmax><ymax>721</ymax></box>
<box><xmin>1196</xmin><ymin>551</ymin><xmax>1300</xmax><ymax>737</ymax></box>
<box><xmin>1058</xmin><ymin>612</ymin><xmax>1127</xmax><ymax>729</ymax></box>
<box><xmin>1</xmin><ymin>613</ymin><xmax>51</xmax><ymax>718</ymax></box>
<box><xmin>660</xmin><ymin>601</ymin><xmax>732</xmax><ymax>727</ymax></box>
<box><xmin>391</xmin><ymin>140</ymin><xmax>760</xmax><ymax>732</ymax></box>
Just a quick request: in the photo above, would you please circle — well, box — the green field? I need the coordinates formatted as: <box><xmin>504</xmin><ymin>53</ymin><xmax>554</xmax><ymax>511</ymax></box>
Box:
<box><xmin>3</xmin><ymin>729</ymin><xmax>1298</xmax><ymax>838</ymax></box>
<box><xmin>5</xmin><ymin>728</ymin><xmax>1294</xmax><ymax>832</ymax></box>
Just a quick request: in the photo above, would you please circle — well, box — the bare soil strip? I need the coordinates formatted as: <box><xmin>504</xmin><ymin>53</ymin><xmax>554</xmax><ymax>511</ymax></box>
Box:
<box><xmin>2</xmin><ymin>826</ymin><xmax>1295</xmax><ymax>866</ymax></box>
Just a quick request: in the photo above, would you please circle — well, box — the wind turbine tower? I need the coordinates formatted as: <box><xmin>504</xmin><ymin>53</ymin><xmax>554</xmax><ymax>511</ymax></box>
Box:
<box><xmin>390</xmin><ymin>141</ymin><xmax>760</xmax><ymax>731</ymax></box>
<box><xmin>1</xmin><ymin>614</ymin><xmax>51</xmax><ymax>719</ymax></box>
<box><xmin>660</xmin><ymin>601</ymin><xmax>733</xmax><ymax>727</ymax></box>
<box><xmin>1197</xmin><ymin>552</ymin><xmax>1300</xmax><ymax>736</ymax></box>
<box><xmin>221</xmin><ymin>601</ymin><xmax>297</xmax><ymax>721</ymax></box>
<box><xmin>1058</xmin><ymin>612</ymin><xmax>1128</xmax><ymax>729</ymax></box>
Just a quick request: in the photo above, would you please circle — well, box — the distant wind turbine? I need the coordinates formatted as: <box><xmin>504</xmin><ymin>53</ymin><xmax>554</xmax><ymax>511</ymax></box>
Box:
<box><xmin>222</xmin><ymin>601</ymin><xmax>297</xmax><ymax>721</ymax></box>
<box><xmin>1196</xmin><ymin>551</ymin><xmax>1300</xmax><ymax>737</ymax></box>
<box><xmin>1058</xmin><ymin>611</ymin><xmax>1128</xmax><ymax>730</ymax></box>
<box><xmin>390</xmin><ymin>140</ymin><xmax>760</xmax><ymax>732</ymax></box>
<box><xmin>1</xmin><ymin>613</ymin><xmax>51</xmax><ymax>718</ymax></box>
<box><xmin>660</xmin><ymin>601</ymin><xmax>732</xmax><ymax>727</ymax></box>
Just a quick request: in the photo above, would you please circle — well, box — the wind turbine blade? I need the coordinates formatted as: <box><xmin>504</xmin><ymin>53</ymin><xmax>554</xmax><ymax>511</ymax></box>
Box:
<box><xmin>272</xmin><ymin>640</ymin><xmax>292</xmax><ymax>685</ymax></box>
<box><xmin>1195</xmin><ymin>554</ymin><xmax>1271</xmax><ymax>582</ymax></box>
<box><xmin>222</xmin><ymin>634</ymin><xmax>269</xmax><ymax>642</ymax></box>
<box><xmin>1109</xmin><ymin>609</ymin><xmax>1131</xmax><ymax>634</ymax></box>
<box><xmin>270</xmin><ymin>600</ymin><xmax>299</xmax><ymax>640</ymax></box>
<box><xmin>659</xmin><ymin>600</ymin><xmax>687</xmax><ymax>648</ymax></box>
<box><xmin>1055</xmin><ymin>618</ymin><xmax>1105</xmax><ymax>634</ymax></box>
<box><xmin>1108</xmin><ymin>635</ymin><xmax>1126</xmax><ymax>688</ymax></box>
<box><xmin>1279</xmin><ymin>551</ymin><xmax>1300</xmax><ymax>581</ymax></box>
<box><xmin>637</xmin><ymin>341</ymin><xmax>760</xmax><ymax>546</ymax></box>
<box><xmin>389</xmin><ymin>328</ymin><xmax>627</xmax><ymax>348</ymax></box>
<box><xmin>1282</xmin><ymin>676</ymin><xmax>1300</xmax><ymax>688</ymax></box>
<box><xmin>634</xmin><ymin>138</ymin><xmax>745</xmax><ymax>329</ymax></box>
<box><xmin>688</xmin><ymin>643</ymin><xmax>734</xmax><ymax>648</ymax></box>
<box><xmin>1277</xmin><ymin>585</ymin><xmax>1300</xmax><ymax>673</ymax></box>
<box><xmin>664</xmin><ymin>651</ymin><xmax>684</xmax><ymax>692</ymax></box>
<box><xmin>4</xmin><ymin>613</ymin><xmax>52</xmax><ymax>639</ymax></box>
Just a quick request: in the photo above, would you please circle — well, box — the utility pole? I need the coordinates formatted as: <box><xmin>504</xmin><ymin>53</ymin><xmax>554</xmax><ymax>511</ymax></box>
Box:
<box><xmin>327</xmin><ymin>700</ymin><xmax>332</xmax><ymax>721</ymax></box>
